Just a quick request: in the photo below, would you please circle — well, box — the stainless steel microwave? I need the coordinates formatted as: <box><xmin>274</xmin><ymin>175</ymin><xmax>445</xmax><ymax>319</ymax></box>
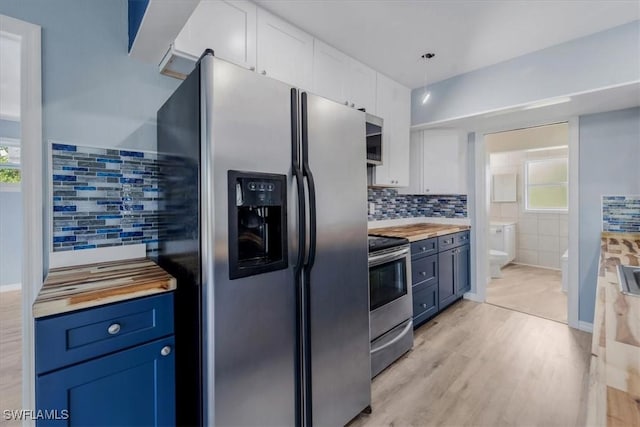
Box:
<box><xmin>366</xmin><ymin>113</ymin><xmax>383</xmax><ymax>165</ymax></box>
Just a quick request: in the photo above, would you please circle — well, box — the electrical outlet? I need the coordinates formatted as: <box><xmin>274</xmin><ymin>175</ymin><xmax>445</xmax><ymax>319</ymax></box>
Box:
<box><xmin>369</xmin><ymin>202</ymin><xmax>375</xmax><ymax>214</ymax></box>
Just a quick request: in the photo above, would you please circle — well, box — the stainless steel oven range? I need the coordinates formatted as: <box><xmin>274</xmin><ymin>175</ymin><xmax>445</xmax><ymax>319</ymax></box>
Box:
<box><xmin>368</xmin><ymin>235</ymin><xmax>413</xmax><ymax>377</ymax></box>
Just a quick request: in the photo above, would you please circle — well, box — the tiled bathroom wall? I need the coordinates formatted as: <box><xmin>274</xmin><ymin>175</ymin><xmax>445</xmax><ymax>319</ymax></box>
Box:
<box><xmin>602</xmin><ymin>195</ymin><xmax>640</xmax><ymax>232</ymax></box>
<box><xmin>489</xmin><ymin>148</ymin><xmax>569</xmax><ymax>269</ymax></box>
<box><xmin>51</xmin><ymin>143</ymin><xmax>160</xmax><ymax>254</ymax></box>
<box><xmin>368</xmin><ymin>188</ymin><xmax>467</xmax><ymax>221</ymax></box>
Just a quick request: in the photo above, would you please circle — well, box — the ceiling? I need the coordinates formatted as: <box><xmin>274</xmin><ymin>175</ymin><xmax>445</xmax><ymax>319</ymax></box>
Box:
<box><xmin>0</xmin><ymin>31</ymin><xmax>20</xmax><ymax>121</ymax></box>
<box><xmin>256</xmin><ymin>0</ymin><xmax>640</xmax><ymax>89</ymax></box>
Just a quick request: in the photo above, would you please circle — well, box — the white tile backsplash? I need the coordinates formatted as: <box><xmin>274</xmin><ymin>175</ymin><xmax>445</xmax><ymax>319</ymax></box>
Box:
<box><xmin>538</xmin><ymin>235</ymin><xmax>559</xmax><ymax>252</ymax></box>
<box><xmin>518</xmin><ymin>234</ymin><xmax>539</xmax><ymax>250</ymax></box>
<box><xmin>518</xmin><ymin>218</ymin><xmax>538</xmax><ymax>235</ymax></box>
<box><xmin>538</xmin><ymin>251</ymin><xmax>561</xmax><ymax>269</ymax></box>
<box><xmin>538</xmin><ymin>217</ymin><xmax>560</xmax><ymax>236</ymax></box>
<box><xmin>517</xmin><ymin>249</ymin><xmax>539</xmax><ymax>265</ymax></box>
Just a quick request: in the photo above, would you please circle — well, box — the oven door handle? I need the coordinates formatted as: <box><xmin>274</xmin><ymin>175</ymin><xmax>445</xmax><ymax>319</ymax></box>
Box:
<box><xmin>371</xmin><ymin>320</ymin><xmax>413</xmax><ymax>354</ymax></box>
<box><xmin>368</xmin><ymin>247</ymin><xmax>410</xmax><ymax>266</ymax></box>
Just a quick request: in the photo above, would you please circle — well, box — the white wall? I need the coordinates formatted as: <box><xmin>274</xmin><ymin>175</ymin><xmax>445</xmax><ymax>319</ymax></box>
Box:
<box><xmin>489</xmin><ymin>147</ymin><xmax>568</xmax><ymax>270</ymax></box>
<box><xmin>412</xmin><ymin>20</ymin><xmax>640</xmax><ymax>126</ymax></box>
<box><xmin>578</xmin><ymin>107</ymin><xmax>640</xmax><ymax>323</ymax></box>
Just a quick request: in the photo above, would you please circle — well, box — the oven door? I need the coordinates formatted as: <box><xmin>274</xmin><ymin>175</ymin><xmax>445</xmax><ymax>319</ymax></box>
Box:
<box><xmin>369</xmin><ymin>246</ymin><xmax>412</xmax><ymax>341</ymax></box>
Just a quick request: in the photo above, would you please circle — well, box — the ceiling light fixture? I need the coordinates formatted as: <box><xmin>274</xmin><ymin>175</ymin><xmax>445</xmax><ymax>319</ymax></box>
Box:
<box><xmin>420</xmin><ymin>53</ymin><xmax>435</xmax><ymax>105</ymax></box>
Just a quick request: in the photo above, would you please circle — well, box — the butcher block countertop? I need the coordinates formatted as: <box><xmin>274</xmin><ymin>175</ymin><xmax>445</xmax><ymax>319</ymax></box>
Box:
<box><xmin>368</xmin><ymin>223</ymin><xmax>470</xmax><ymax>242</ymax></box>
<box><xmin>586</xmin><ymin>232</ymin><xmax>640</xmax><ymax>426</ymax></box>
<box><xmin>33</xmin><ymin>258</ymin><xmax>176</xmax><ymax>318</ymax></box>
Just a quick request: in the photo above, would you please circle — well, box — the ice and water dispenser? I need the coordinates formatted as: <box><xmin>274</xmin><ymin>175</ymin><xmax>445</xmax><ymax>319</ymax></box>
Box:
<box><xmin>228</xmin><ymin>170</ymin><xmax>288</xmax><ymax>279</ymax></box>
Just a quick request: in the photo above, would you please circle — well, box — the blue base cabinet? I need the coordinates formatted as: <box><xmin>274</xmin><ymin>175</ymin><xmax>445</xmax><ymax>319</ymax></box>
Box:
<box><xmin>35</xmin><ymin>293</ymin><xmax>175</xmax><ymax>426</ymax></box>
<box><xmin>411</xmin><ymin>231</ymin><xmax>470</xmax><ymax>327</ymax></box>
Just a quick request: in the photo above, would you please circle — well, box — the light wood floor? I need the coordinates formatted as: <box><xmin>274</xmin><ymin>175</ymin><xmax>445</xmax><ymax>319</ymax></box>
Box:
<box><xmin>349</xmin><ymin>300</ymin><xmax>591</xmax><ymax>427</ymax></box>
<box><xmin>0</xmin><ymin>290</ymin><xmax>22</xmax><ymax>425</ymax></box>
<box><xmin>487</xmin><ymin>264</ymin><xmax>567</xmax><ymax>324</ymax></box>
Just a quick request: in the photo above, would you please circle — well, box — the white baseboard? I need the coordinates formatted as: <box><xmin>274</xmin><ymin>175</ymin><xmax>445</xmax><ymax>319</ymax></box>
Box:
<box><xmin>577</xmin><ymin>321</ymin><xmax>594</xmax><ymax>333</ymax></box>
<box><xmin>0</xmin><ymin>283</ymin><xmax>21</xmax><ymax>292</ymax></box>
<box><xmin>510</xmin><ymin>262</ymin><xmax>561</xmax><ymax>272</ymax></box>
<box><xmin>463</xmin><ymin>292</ymin><xmax>484</xmax><ymax>303</ymax></box>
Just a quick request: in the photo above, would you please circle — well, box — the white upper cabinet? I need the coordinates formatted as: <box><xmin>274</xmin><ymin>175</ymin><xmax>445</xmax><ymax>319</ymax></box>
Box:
<box><xmin>399</xmin><ymin>129</ymin><xmax>468</xmax><ymax>195</ymax></box>
<box><xmin>346</xmin><ymin>58</ymin><xmax>377</xmax><ymax>114</ymax></box>
<box><xmin>312</xmin><ymin>39</ymin><xmax>348</xmax><ymax>104</ymax></box>
<box><xmin>373</xmin><ymin>73</ymin><xmax>410</xmax><ymax>187</ymax></box>
<box><xmin>172</xmin><ymin>0</ymin><xmax>257</xmax><ymax>71</ymax></box>
<box><xmin>257</xmin><ymin>9</ymin><xmax>313</xmax><ymax>90</ymax></box>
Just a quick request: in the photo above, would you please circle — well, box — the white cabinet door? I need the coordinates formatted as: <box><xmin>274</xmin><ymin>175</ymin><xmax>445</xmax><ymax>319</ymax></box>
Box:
<box><xmin>346</xmin><ymin>58</ymin><xmax>376</xmax><ymax>114</ymax></box>
<box><xmin>257</xmin><ymin>9</ymin><xmax>313</xmax><ymax>90</ymax></box>
<box><xmin>421</xmin><ymin>129</ymin><xmax>468</xmax><ymax>194</ymax></box>
<box><xmin>373</xmin><ymin>73</ymin><xmax>410</xmax><ymax>187</ymax></box>
<box><xmin>173</xmin><ymin>0</ymin><xmax>256</xmax><ymax>70</ymax></box>
<box><xmin>312</xmin><ymin>39</ymin><xmax>348</xmax><ymax>104</ymax></box>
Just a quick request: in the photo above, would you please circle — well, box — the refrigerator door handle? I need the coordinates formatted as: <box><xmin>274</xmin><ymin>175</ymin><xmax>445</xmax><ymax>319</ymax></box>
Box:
<box><xmin>301</xmin><ymin>92</ymin><xmax>317</xmax><ymax>271</ymax></box>
<box><xmin>291</xmin><ymin>88</ymin><xmax>306</xmax><ymax>273</ymax></box>
<box><xmin>291</xmin><ymin>88</ymin><xmax>305</xmax><ymax>427</ymax></box>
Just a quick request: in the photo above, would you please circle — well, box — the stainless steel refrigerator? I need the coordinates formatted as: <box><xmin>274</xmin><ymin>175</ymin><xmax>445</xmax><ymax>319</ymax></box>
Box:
<box><xmin>157</xmin><ymin>51</ymin><xmax>371</xmax><ymax>427</ymax></box>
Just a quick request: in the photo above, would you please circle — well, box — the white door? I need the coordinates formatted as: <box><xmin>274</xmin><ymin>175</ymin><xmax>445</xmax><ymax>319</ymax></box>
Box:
<box><xmin>346</xmin><ymin>58</ymin><xmax>376</xmax><ymax>114</ymax></box>
<box><xmin>312</xmin><ymin>39</ymin><xmax>348</xmax><ymax>104</ymax></box>
<box><xmin>174</xmin><ymin>0</ymin><xmax>257</xmax><ymax>70</ymax></box>
<box><xmin>374</xmin><ymin>73</ymin><xmax>410</xmax><ymax>187</ymax></box>
<box><xmin>257</xmin><ymin>9</ymin><xmax>313</xmax><ymax>89</ymax></box>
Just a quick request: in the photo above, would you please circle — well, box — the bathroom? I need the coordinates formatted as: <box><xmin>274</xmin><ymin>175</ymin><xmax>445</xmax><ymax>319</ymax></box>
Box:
<box><xmin>485</xmin><ymin>123</ymin><xmax>569</xmax><ymax>323</ymax></box>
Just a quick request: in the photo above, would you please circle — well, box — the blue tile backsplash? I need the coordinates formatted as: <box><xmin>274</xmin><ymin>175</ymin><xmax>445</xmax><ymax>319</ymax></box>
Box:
<box><xmin>368</xmin><ymin>188</ymin><xmax>467</xmax><ymax>221</ymax></box>
<box><xmin>602</xmin><ymin>195</ymin><xmax>640</xmax><ymax>232</ymax></box>
<box><xmin>52</xmin><ymin>143</ymin><xmax>160</xmax><ymax>254</ymax></box>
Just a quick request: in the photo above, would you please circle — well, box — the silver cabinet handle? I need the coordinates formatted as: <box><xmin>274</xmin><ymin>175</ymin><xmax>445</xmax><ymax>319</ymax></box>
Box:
<box><xmin>420</xmin><ymin>246</ymin><xmax>427</xmax><ymax>251</ymax></box>
<box><xmin>420</xmin><ymin>271</ymin><xmax>427</xmax><ymax>276</ymax></box>
<box><xmin>496</xmin><ymin>229</ymin><xmax>502</xmax><ymax>233</ymax></box>
<box><xmin>344</xmin><ymin>101</ymin><xmax>349</xmax><ymax>105</ymax></box>
<box><xmin>160</xmin><ymin>346</ymin><xmax>172</xmax><ymax>356</ymax></box>
<box><xmin>425</xmin><ymin>188</ymin><xmax>430</xmax><ymax>192</ymax></box>
<box><xmin>420</xmin><ymin>303</ymin><xmax>428</xmax><ymax>308</ymax></box>
<box><xmin>249</xmin><ymin>66</ymin><xmax>255</xmax><ymax>71</ymax></box>
<box><xmin>107</xmin><ymin>323</ymin><xmax>121</xmax><ymax>335</ymax></box>
<box><xmin>350</xmin><ymin>103</ymin><xmax>355</xmax><ymax>107</ymax></box>
<box><xmin>261</xmin><ymin>70</ymin><xmax>267</xmax><ymax>75</ymax></box>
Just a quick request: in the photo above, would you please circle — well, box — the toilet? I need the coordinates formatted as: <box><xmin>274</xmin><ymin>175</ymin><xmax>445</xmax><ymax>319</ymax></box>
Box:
<box><xmin>490</xmin><ymin>250</ymin><xmax>510</xmax><ymax>278</ymax></box>
<box><xmin>489</xmin><ymin>222</ymin><xmax>516</xmax><ymax>278</ymax></box>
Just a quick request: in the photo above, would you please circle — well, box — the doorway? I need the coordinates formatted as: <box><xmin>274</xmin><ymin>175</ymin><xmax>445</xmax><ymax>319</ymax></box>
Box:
<box><xmin>472</xmin><ymin>121</ymin><xmax>580</xmax><ymax>328</ymax></box>
<box><xmin>0</xmin><ymin>13</ymin><xmax>42</xmax><ymax>418</ymax></box>
<box><xmin>484</xmin><ymin>124</ymin><xmax>569</xmax><ymax>323</ymax></box>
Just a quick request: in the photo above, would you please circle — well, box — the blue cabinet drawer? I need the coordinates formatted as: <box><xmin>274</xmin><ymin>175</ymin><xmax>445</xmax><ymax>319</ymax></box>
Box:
<box><xmin>437</xmin><ymin>234</ymin><xmax>457</xmax><ymax>251</ymax></box>
<box><xmin>410</xmin><ymin>238</ymin><xmax>438</xmax><ymax>260</ymax></box>
<box><xmin>36</xmin><ymin>336</ymin><xmax>175</xmax><ymax>426</ymax></box>
<box><xmin>35</xmin><ymin>293</ymin><xmax>174</xmax><ymax>374</ymax></box>
<box><xmin>411</xmin><ymin>254</ymin><xmax>437</xmax><ymax>288</ymax></box>
<box><xmin>438</xmin><ymin>231</ymin><xmax>470</xmax><ymax>251</ymax></box>
<box><xmin>455</xmin><ymin>231</ymin><xmax>470</xmax><ymax>247</ymax></box>
<box><xmin>412</xmin><ymin>283</ymin><xmax>438</xmax><ymax>326</ymax></box>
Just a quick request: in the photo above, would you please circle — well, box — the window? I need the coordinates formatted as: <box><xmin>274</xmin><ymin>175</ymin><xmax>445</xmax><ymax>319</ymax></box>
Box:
<box><xmin>525</xmin><ymin>157</ymin><xmax>568</xmax><ymax>211</ymax></box>
<box><xmin>0</xmin><ymin>137</ymin><xmax>21</xmax><ymax>185</ymax></box>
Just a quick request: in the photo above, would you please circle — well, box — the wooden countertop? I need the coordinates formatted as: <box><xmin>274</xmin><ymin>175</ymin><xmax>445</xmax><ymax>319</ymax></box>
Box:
<box><xmin>368</xmin><ymin>223</ymin><xmax>470</xmax><ymax>242</ymax></box>
<box><xmin>586</xmin><ymin>232</ymin><xmax>640</xmax><ymax>426</ymax></box>
<box><xmin>33</xmin><ymin>258</ymin><xmax>176</xmax><ymax>318</ymax></box>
